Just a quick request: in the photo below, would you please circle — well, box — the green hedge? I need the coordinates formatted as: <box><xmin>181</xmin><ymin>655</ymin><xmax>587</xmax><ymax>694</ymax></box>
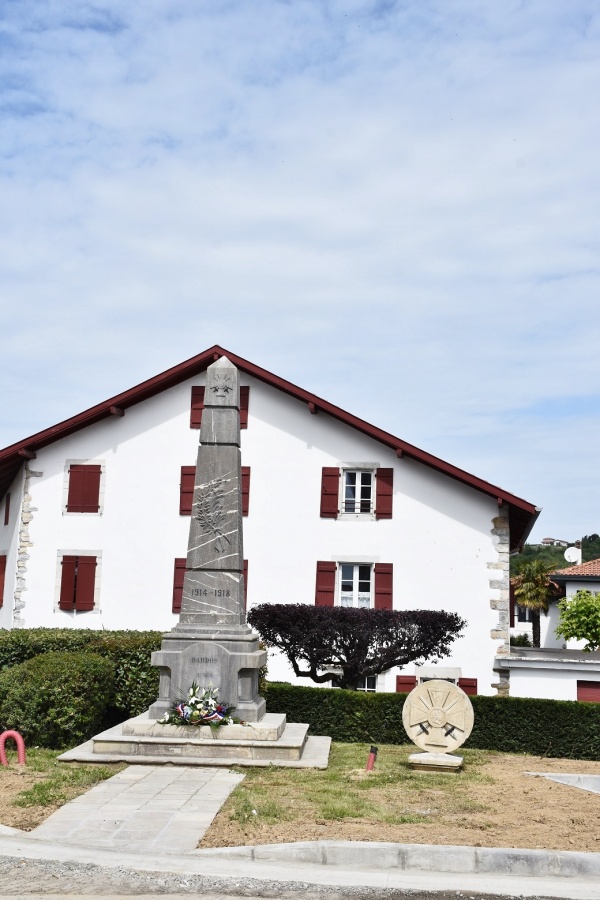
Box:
<box><xmin>0</xmin><ymin>629</ymin><xmax>162</xmax><ymax>718</ymax></box>
<box><xmin>0</xmin><ymin>651</ymin><xmax>115</xmax><ymax>749</ymax></box>
<box><xmin>264</xmin><ymin>682</ymin><xmax>600</xmax><ymax>760</ymax></box>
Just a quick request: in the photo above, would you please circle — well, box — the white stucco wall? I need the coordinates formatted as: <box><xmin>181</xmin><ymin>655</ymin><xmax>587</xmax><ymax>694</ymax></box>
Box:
<box><xmin>3</xmin><ymin>372</ymin><xmax>505</xmax><ymax>694</ymax></box>
<box><xmin>0</xmin><ymin>467</ymin><xmax>24</xmax><ymax>631</ymax></box>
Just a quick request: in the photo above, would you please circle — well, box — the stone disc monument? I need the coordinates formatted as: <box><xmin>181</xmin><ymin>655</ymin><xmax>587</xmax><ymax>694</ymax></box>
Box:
<box><xmin>402</xmin><ymin>679</ymin><xmax>474</xmax><ymax>772</ymax></box>
<box><xmin>149</xmin><ymin>356</ymin><xmax>266</xmax><ymax>722</ymax></box>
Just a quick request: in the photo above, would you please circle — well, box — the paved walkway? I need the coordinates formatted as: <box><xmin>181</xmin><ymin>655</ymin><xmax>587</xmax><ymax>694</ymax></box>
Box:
<box><xmin>27</xmin><ymin>765</ymin><xmax>243</xmax><ymax>853</ymax></box>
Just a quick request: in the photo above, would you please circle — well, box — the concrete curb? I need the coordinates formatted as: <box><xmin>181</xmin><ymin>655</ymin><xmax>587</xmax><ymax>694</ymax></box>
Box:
<box><xmin>193</xmin><ymin>840</ymin><xmax>600</xmax><ymax>879</ymax></box>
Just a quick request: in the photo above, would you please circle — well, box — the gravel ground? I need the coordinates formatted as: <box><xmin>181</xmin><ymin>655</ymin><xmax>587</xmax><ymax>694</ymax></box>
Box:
<box><xmin>0</xmin><ymin>857</ymin><xmax>557</xmax><ymax>900</ymax></box>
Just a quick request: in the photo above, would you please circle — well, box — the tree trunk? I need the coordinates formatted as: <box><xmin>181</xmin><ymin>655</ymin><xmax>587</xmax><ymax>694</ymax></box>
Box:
<box><xmin>532</xmin><ymin>611</ymin><xmax>541</xmax><ymax>648</ymax></box>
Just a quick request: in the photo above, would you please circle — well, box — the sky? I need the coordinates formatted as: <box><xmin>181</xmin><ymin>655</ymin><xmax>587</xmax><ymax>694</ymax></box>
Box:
<box><xmin>1</xmin><ymin>0</ymin><xmax>599</xmax><ymax>545</ymax></box>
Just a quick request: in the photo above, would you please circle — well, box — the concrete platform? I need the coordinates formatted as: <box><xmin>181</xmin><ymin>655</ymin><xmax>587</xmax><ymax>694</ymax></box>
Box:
<box><xmin>59</xmin><ymin>727</ymin><xmax>331</xmax><ymax>768</ymax></box>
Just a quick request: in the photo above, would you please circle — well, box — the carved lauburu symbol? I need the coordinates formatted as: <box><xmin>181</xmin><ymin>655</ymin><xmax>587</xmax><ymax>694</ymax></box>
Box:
<box><xmin>196</xmin><ymin>479</ymin><xmax>231</xmax><ymax>553</ymax></box>
<box><xmin>210</xmin><ymin>372</ymin><xmax>233</xmax><ymax>399</ymax></box>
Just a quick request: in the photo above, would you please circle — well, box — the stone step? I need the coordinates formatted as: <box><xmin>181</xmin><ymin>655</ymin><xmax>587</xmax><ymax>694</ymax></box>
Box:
<box><xmin>91</xmin><ymin>720</ymin><xmax>309</xmax><ymax>761</ymax></box>
<box><xmin>58</xmin><ymin>734</ymin><xmax>331</xmax><ymax>769</ymax></box>
<box><xmin>122</xmin><ymin>711</ymin><xmax>287</xmax><ymax>742</ymax></box>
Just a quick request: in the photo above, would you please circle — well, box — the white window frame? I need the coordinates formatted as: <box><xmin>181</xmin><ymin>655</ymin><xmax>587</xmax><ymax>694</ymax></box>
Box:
<box><xmin>53</xmin><ymin>549</ymin><xmax>103</xmax><ymax>615</ymax></box>
<box><xmin>338</xmin><ymin>562</ymin><xmax>373</xmax><ymax>609</ymax></box>
<box><xmin>339</xmin><ymin>462</ymin><xmax>378</xmax><ymax>519</ymax></box>
<box><xmin>356</xmin><ymin>675</ymin><xmax>378</xmax><ymax>692</ymax></box>
<box><xmin>62</xmin><ymin>459</ymin><xmax>106</xmax><ymax>517</ymax></box>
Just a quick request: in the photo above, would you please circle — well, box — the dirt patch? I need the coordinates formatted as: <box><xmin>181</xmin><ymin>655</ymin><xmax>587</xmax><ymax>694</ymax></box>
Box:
<box><xmin>0</xmin><ymin>766</ymin><xmax>50</xmax><ymax>831</ymax></box>
<box><xmin>200</xmin><ymin>752</ymin><xmax>600</xmax><ymax>853</ymax></box>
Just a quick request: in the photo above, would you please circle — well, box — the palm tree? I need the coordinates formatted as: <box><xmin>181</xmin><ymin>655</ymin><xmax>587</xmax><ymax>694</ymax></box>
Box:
<box><xmin>511</xmin><ymin>559</ymin><xmax>561</xmax><ymax>648</ymax></box>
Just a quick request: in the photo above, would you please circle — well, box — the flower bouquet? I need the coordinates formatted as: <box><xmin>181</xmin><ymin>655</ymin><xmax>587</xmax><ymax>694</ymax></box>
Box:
<box><xmin>159</xmin><ymin>683</ymin><xmax>235</xmax><ymax>729</ymax></box>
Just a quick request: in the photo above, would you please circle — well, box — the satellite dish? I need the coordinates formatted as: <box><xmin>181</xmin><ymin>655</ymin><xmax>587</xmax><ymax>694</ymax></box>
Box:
<box><xmin>564</xmin><ymin>546</ymin><xmax>580</xmax><ymax>563</ymax></box>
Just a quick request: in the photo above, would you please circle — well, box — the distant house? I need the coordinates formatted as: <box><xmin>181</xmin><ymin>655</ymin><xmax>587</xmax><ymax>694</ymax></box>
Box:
<box><xmin>540</xmin><ymin>537</ymin><xmax>569</xmax><ymax>547</ymax></box>
<box><xmin>0</xmin><ymin>345</ymin><xmax>541</xmax><ymax>696</ymax></box>
<box><xmin>499</xmin><ymin>558</ymin><xmax>600</xmax><ymax>702</ymax></box>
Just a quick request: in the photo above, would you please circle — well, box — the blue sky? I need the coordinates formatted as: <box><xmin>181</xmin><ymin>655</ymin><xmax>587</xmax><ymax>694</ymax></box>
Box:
<box><xmin>1</xmin><ymin>1</ymin><xmax>599</xmax><ymax>544</ymax></box>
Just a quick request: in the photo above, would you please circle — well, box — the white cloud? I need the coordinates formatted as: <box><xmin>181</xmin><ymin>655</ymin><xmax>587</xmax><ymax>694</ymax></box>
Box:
<box><xmin>1</xmin><ymin>0</ymin><xmax>599</xmax><ymax>540</ymax></box>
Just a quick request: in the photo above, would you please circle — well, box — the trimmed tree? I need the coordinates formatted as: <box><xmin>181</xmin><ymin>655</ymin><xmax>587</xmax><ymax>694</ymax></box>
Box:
<box><xmin>555</xmin><ymin>590</ymin><xmax>600</xmax><ymax>652</ymax></box>
<box><xmin>247</xmin><ymin>604</ymin><xmax>466</xmax><ymax>690</ymax></box>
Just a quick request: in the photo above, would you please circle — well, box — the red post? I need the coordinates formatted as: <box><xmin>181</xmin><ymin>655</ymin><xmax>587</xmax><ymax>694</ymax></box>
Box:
<box><xmin>365</xmin><ymin>745</ymin><xmax>378</xmax><ymax>771</ymax></box>
<box><xmin>0</xmin><ymin>731</ymin><xmax>26</xmax><ymax>766</ymax></box>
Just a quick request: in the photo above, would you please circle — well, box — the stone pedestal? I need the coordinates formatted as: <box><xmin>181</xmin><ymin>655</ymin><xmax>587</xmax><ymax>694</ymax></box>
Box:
<box><xmin>148</xmin><ymin>629</ymin><xmax>266</xmax><ymax>722</ymax></box>
<box><xmin>408</xmin><ymin>751</ymin><xmax>464</xmax><ymax>773</ymax></box>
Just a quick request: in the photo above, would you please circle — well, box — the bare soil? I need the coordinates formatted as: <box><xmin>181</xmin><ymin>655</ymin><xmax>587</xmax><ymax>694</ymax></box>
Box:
<box><xmin>200</xmin><ymin>753</ymin><xmax>600</xmax><ymax>854</ymax></box>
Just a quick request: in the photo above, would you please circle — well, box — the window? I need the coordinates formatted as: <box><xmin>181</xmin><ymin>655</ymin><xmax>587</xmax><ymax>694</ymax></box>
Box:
<box><xmin>340</xmin><ymin>563</ymin><xmax>372</xmax><ymax>608</ymax></box>
<box><xmin>3</xmin><ymin>493</ymin><xmax>10</xmax><ymax>526</ymax></box>
<box><xmin>315</xmin><ymin>561</ymin><xmax>393</xmax><ymax>609</ymax></box>
<box><xmin>190</xmin><ymin>386</ymin><xmax>250</xmax><ymax>429</ymax></box>
<box><xmin>320</xmin><ymin>466</ymin><xmax>393</xmax><ymax>519</ymax></box>
<box><xmin>0</xmin><ymin>555</ymin><xmax>6</xmax><ymax>609</ymax></box>
<box><xmin>58</xmin><ymin>555</ymin><xmax>97</xmax><ymax>611</ymax></box>
<box><xmin>357</xmin><ymin>675</ymin><xmax>377</xmax><ymax>692</ymax></box>
<box><xmin>517</xmin><ymin>605</ymin><xmax>532</xmax><ymax>623</ymax></box>
<box><xmin>342</xmin><ymin>471</ymin><xmax>373</xmax><ymax>514</ymax></box>
<box><xmin>180</xmin><ymin>466</ymin><xmax>250</xmax><ymax>516</ymax></box>
<box><xmin>66</xmin><ymin>463</ymin><xmax>103</xmax><ymax>513</ymax></box>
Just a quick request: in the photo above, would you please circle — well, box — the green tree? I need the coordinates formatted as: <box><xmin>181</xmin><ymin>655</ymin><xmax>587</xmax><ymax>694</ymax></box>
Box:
<box><xmin>511</xmin><ymin>559</ymin><xmax>561</xmax><ymax>648</ymax></box>
<box><xmin>555</xmin><ymin>590</ymin><xmax>600</xmax><ymax>652</ymax></box>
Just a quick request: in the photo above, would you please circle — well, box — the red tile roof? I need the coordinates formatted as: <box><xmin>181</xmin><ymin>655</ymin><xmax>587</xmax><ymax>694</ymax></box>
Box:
<box><xmin>552</xmin><ymin>558</ymin><xmax>600</xmax><ymax>577</ymax></box>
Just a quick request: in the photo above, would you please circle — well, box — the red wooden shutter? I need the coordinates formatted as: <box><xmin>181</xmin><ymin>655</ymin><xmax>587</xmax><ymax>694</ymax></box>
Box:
<box><xmin>458</xmin><ymin>677</ymin><xmax>478</xmax><ymax>696</ymax></box>
<box><xmin>172</xmin><ymin>558</ymin><xmax>186</xmax><ymax>613</ymax></box>
<box><xmin>243</xmin><ymin>559</ymin><xmax>248</xmax><ymax>612</ymax></box>
<box><xmin>179</xmin><ymin>466</ymin><xmax>195</xmax><ymax>515</ymax></box>
<box><xmin>75</xmin><ymin>556</ymin><xmax>97</xmax><ymax>610</ymax></box>
<box><xmin>320</xmin><ymin>468</ymin><xmax>340</xmax><ymax>518</ymax></box>
<box><xmin>0</xmin><ymin>555</ymin><xmax>6</xmax><ymax>609</ymax></box>
<box><xmin>396</xmin><ymin>675</ymin><xmax>417</xmax><ymax>693</ymax></box>
<box><xmin>315</xmin><ymin>561</ymin><xmax>336</xmax><ymax>606</ymax></box>
<box><xmin>190</xmin><ymin>386</ymin><xmax>205</xmax><ymax>428</ymax></box>
<box><xmin>241</xmin><ymin>466</ymin><xmax>250</xmax><ymax>516</ymax></box>
<box><xmin>577</xmin><ymin>680</ymin><xmax>600</xmax><ymax>703</ymax></box>
<box><xmin>374</xmin><ymin>563</ymin><xmax>393</xmax><ymax>610</ymax></box>
<box><xmin>4</xmin><ymin>492</ymin><xmax>10</xmax><ymax>526</ymax></box>
<box><xmin>375</xmin><ymin>468</ymin><xmax>393</xmax><ymax>519</ymax></box>
<box><xmin>59</xmin><ymin>555</ymin><xmax>77</xmax><ymax>610</ymax></box>
<box><xmin>509</xmin><ymin>582</ymin><xmax>515</xmax><ymax>628</ymax></box>
<box><xmin>67</xmin><ymin>465</ymin><xmax>101</xmax><ymax>513</ymax></box>
<box><xmin>240</xmin><ymin>386</ymin><xmax>250</xmax><ymax>429</ymax></box>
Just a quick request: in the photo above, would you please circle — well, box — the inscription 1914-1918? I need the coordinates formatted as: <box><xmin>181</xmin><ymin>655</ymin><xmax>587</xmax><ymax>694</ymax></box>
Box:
<box><xmin>190</xmin><ymin>588</ymin><xmax>231</xmax><ymax>598</ymax></box>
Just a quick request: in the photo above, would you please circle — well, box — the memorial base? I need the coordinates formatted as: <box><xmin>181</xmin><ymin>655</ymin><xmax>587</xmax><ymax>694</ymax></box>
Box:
<box><xmin>148</xmin><ymin>628</ymin><xmax>266</xmax><ymax>723</ymax></box>
<box><xmin>58</xmin><ymin>711</ymin><xmax>331</xmax><ymax>769</ymax></box>
<box><xmin>408</xmin><ymin>751</ymin><xmax>463</xmax><ymax>773</ymax></box>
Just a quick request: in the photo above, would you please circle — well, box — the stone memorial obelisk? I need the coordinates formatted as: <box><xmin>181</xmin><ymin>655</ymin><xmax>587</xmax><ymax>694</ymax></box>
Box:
<box><xmin>149</xmin><ymin>357</ymin><xmax>266</xmax><ymax>722</ymax></box>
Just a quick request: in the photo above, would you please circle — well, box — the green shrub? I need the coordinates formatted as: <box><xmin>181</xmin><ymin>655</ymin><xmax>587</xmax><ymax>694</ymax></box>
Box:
<box><xmin>0</xmin><ymin>651</ymin><xmax>115</xmax><ymax>749</ymax></box>
<box><xmin>264</xmin><ymin>682</ymin><xmax>600</xmax><ymax>760</ymax></box>
<box><xmin>510</xmin><ymin>633</ymin><xmax>532</xmax><ymax>647</ymax></box>
<box><xmin>0</xmin><ymin>629</ymin><xmax>162</xmax><ymax>718</ymax></box>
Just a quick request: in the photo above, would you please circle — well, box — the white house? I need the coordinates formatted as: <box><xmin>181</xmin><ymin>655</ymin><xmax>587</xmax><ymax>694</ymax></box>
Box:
<box><xmin>0</xmin><ymin>345</ymin><xmax>541</xmax><ymax>696</ymax></box>
<box><xmin>501</xmin><ymin>558</ymin><xmax>600</xmax><ymax>702</ymax></box>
